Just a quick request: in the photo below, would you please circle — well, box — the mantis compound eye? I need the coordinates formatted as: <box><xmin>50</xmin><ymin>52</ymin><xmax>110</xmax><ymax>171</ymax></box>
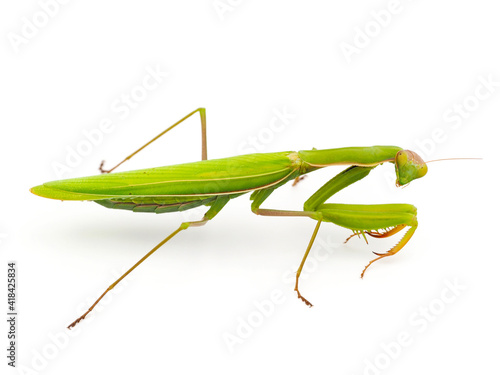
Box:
<box><xmin>395</xmin><ymin>150</ymin><xmax>428</xmax><ymax>187</ymax></box>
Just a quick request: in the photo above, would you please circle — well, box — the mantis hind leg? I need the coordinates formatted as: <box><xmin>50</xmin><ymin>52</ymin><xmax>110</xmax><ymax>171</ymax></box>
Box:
<box><xmin>100</xmin><ymin>108</ymin><xmax>207</xmax><ymax>173</ymax></box>
<box><xmin>67</xmin><ymin>195</ymin><xmax>229</xmax><ymax>329</ymax></box>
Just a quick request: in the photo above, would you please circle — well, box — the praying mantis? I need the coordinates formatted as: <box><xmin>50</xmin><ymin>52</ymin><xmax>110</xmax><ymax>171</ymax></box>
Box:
<box><xmin>30</xmin><ymin>108</ymin><xmax>428</xmax><ymax>329</ymax></box>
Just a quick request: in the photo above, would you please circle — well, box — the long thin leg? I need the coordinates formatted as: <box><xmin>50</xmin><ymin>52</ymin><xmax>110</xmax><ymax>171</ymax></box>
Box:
<box><xmin>67</xmin><ymin>195</ymin><xmax>229</xmax><ymax>329</ymax></box>
<box><xmin>252</xmin><ymin>205</ymin><xmax>322</xmax><ymax>306</ymax></box>
<box><xmin>68</xmin><ymin>224</ymin><xmax>190</xmax><ymax>329</ymax></box>
<box><xmin>251</xmin><ymin>188</ymin><xmax>324</xmax><ymax>306</ymax></box>
<box><xmin>294</xmin><ymin>220</ymin><xmax>322</xmax><ymax>307</ymax></box>
<box><xmin>250</xmin><ymin>188</ymin><xmax>320</xmax><ymax>219</ymax></box>
<box><xmin>100</xmin><ymin>108</ymin><xmax>207</xmax><ymax>173</ymax></box>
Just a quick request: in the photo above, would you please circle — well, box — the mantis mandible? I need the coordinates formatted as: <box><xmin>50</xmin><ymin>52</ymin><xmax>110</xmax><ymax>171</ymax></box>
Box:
<box><xmin>30</xmin><ymin>108</ymin><xmax>428</xmax><ymax>329</ymax></box>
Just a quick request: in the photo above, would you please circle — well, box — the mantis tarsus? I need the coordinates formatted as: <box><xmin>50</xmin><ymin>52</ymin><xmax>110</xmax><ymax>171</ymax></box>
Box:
<box><xmin>30</xmin><ymin>108</ymin><xmax>429</xmax><ymax>329</ymax></box>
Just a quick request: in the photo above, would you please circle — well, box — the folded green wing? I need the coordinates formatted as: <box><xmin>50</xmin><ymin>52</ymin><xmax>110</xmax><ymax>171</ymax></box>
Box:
<box><xmin>30</xmin><ymin>152</ymin><xmax>300</xmax><ymax>201</ymax></box>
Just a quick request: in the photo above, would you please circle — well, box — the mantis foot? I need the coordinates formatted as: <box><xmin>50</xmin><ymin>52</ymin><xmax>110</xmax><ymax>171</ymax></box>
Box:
<box><xmin>67</xmin><ymin>312</ymin><xmax>88</xmax><ymax>329</ymax></box>
<box><xmin>292</xmin><ymin>176</ymin><xmax>307</xmax><ymax>186</ymax></box>
<box><xmin>99</xmin><ymin>160</ymin><xmax>111</xmax><ymax>174</ymax></box>
<box><xmin>295</xmin><ymin>288</ymin><xmax>313</xmax><ymax>307</ymax></box>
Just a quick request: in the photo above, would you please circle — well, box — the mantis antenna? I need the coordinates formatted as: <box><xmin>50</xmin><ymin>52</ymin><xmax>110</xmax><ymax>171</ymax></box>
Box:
<box><xmin>424</xmin><ymin>157</ymin><xmax>482</xmax><ymax>163</ymax></box>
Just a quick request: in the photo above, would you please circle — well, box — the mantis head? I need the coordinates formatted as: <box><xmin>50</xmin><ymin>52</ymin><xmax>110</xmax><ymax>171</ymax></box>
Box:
<box><xmin>395</xmin><ymin>150</ymin><xmax>428</xmax><ymax>187</ymax></box>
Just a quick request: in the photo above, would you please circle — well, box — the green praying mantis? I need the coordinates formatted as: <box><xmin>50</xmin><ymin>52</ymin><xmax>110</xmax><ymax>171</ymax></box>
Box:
<box><xmin>31</xmin><ymin>108</ymin><xmax>429</xmax><ymax>329</ymax></box>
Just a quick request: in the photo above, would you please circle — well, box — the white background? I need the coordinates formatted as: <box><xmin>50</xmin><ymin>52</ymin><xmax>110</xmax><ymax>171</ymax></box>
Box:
<box><xmin>1</xmin><ymin>1</ymin><xmax>498</xmax><ymax>374</ymax></box>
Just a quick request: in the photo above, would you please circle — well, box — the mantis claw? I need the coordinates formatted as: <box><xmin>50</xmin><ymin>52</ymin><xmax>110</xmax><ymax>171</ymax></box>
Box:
<box><xmin>360</xmin><ymin>255</ymin><xmax>386</xmax><ymax>278</ymax></box>
<box><xmin>360</xmin><ymin>224</ymin><xmax>417</xmax><ymax>278</ymax></box>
